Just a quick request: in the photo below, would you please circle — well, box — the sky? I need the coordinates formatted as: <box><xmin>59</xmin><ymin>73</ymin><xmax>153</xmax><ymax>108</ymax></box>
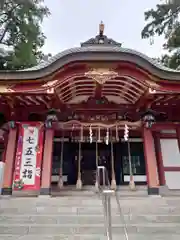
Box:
<box><xmin>42</xmin><ymin>0</ymin><xmax>165</xmax><ymax>58</ymax></box>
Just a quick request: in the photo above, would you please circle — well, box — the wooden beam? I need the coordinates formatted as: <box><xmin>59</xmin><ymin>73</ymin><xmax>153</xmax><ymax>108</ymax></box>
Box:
<box><xmin>49</xmin><ymin>89</ymin><xmax>66</xmax><ymax>110</ymax></box>
<box><xmin>135</xmin><ymin>89</ymin><xmax>155</xmax><ymax>111</ymax></box>
<box><xmin>94</xmin><ymin>82</ymin><xmax>102</xmax><ymax>98</ymax></box>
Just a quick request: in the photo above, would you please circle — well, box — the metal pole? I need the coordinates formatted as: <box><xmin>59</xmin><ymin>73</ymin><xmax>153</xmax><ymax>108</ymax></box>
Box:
<box><xmin>58</xmin><ymin>134</ymin><xmax>64</xmax><ymax>188</ymax></box>
<box><xmin>103</xmin><ymin>190</ymin><xmax>114</xmax><ymax>240</ymax></box>
<box><xmin>76</xmin><ymin>141</ymin><xmax>82</xmax><ymax>189</ymax></box>
<box><xmin>110</xmin><ymin>139</ymin><xmax>116</xmax><ymax>190</ymax></box>
<box><xmin>97</xmin><ymin>166</ymin><xmax>106</xmax><ymax>188</ymax></box>
<box><xmin>102</xmin><ymin>167</ymin><xmax>106</xmax><ymax>187</ymax></box>
<box><xmin>0</xmin><ymin>162</ymin><xmax>5</xmax><ymax>195</ymax></box>
<box><xmin>95</xmin><ymin>139</ymin><xmax>99</xmax><ymax>191</ymax></box>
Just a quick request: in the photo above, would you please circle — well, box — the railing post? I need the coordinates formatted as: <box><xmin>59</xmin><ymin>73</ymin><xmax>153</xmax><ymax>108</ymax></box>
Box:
<box><xmin>97</xmin><ymin>166</ymin><xmax>106</xmax><ymax>188</ymax></box>
<box><xmin>103</xmin><ymin>189</ymin><xmax>114</xmax><ymax>240</ymax></box>
<box><xmin>0</xmin><ymin>162</ymin><xmax>5</xmax><ymax>195</ymax></box>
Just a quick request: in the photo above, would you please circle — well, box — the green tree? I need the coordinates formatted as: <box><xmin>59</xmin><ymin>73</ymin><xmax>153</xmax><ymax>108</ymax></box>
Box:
<box><xmin>0</xmin><ymin>0</ymin><xmax>50</xmax><ymax>70</ymax></box>
<box><xmin>142</xmin><ymin>0</ymin><xmax>180</xmax><ymax>69</ymax></box>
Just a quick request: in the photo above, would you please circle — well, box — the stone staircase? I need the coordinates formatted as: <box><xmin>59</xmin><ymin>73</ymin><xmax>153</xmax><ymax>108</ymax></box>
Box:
<box><xmin>0</xmin><ymin>194</ymin><xmax>180</xmax><ymax>239</ymax></box>
<box><xmin>51</xmin><ymin>185</ymin><xmax>148</xmax><ymax>197</ymax></box>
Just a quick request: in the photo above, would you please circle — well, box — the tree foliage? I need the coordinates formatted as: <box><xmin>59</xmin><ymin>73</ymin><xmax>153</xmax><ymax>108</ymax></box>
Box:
<box><xmin>142</xmin><ymin>0</ymin><xmax>180</xmax><ymax>69</ymax></box>
<box><xmin>0</xmin><ymin>0</ymin><xmax>50</xmax><ymax>70</ymax></box>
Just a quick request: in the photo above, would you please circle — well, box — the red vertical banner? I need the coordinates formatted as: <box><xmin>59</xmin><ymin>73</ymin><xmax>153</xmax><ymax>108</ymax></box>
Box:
<box><xmin>13</xmin><ymin>122</ymin><xmax>44</xmax><ymax>191</ymax></box>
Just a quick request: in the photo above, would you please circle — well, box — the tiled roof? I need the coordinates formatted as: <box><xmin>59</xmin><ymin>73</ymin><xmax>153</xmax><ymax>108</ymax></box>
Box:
<box><xmin>22</xmin><ymin>45</ymin><xmax>180</xmax><ymax>73</ymax></box>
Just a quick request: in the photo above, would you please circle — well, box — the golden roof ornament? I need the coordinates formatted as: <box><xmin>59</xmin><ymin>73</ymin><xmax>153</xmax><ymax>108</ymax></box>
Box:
<box><xmin>0</xmin><ymin>86</ymin><xmax>14</xmax><ymax>93</ymax></box>
<box><xmin>99</xmin><ymin>21</ymin><xmax>104</xmax><ymax>36</ymax></box>
<box><xmin>81</xmin><ymin>21</ymin><xmax>122</xmax><ymax>47</ymax></box>
<box><xmin>85</xmin><ymin>68</ymin><xmax>118</xmax><ymax>85</ymax></box>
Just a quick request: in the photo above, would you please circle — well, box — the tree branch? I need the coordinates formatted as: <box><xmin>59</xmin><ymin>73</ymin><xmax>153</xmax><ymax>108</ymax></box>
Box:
<box><xmin>0</xmin><ymin>2</ymin><xmax>22</xmax><ymax>43</ymax></box>
<box><xmin>0</xmin><ymin>23</ymin><xmax>10</xmax><ymax>43</ymax></box>
<box><xmin>142</xmin><ymin>4</ymin><xmax>180</xmax><ymax>39</ymax></box>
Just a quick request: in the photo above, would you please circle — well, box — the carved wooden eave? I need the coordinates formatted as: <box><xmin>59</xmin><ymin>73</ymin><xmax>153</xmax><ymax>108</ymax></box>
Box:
<box><xmin>0</xmin><ymin>65</ymin><xmax>180</xmax><ymax>113</ymax></box>
<box><xmin>0</xmin><ymin>85</ymin><xmax>15</xmax><ymax>93</ymax></box>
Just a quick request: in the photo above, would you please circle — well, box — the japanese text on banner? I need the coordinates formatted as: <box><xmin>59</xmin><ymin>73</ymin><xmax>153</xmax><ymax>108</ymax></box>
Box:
<box><xmin>20</xmin><ymin>126</ymin><xmax>39</xmax><ymax>185</ymax></box>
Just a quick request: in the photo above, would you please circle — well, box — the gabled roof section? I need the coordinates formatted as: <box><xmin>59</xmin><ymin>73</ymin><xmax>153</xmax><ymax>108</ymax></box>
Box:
<box><xmin>80</xmin><ymin>35</ymin><xmax>122</xmax><ymax>47</ymax></box>
<box><xmin>81</xmin><ymin>21</ymin><xmax>122</xmax><ymax>47</ymax></box>
<box><xmin>1</xmin><ymin>22</ymin><xmax>180</xmax><ymax>81</ymax></box>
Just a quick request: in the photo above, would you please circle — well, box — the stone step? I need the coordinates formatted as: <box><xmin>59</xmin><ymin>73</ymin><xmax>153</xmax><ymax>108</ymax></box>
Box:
<box><xmin>1</xmin><ymin>224</ymin><xmax>180</xmax><ymax>235</ymax></box>
<box><xmin>51</xmin><ymin>185</ymin><xmax>147</xmax><ymax>191</ymax></box>
<box><xmin>0</xmin><ymin>195</ymin><xmax>171</xmax><ymax>204</ymax></box>
<box><xmin>51</xmin><ymin>190</ymin><xmax>148</xmax><ymax>197</ymax></box>
<box><xmin>1</xmin><ymin>214</ymin><xmax>180</xmax><ymax>224</ymax></box>
<box><xmin>0</xmin><ymin>196</ymin><xmax>164</xmax><ymax>207</ymax></box>
<box><xmin>1</xmin><ymin>196</ymin><xmax>180</xmax><ymax>239</ymax></box>
<box><xmin>51</xmin><ymin>185</ymin><xmax>148</xmax><ymax>197</ymax></box>
<box><xmin>2</xmin><ymin>205</ymin><xmax>180</xmax><ymax>215</ymax></box>
<box><xmin>1</xmin><ymin>234</ymin><xmax>180</xmax><ymax>240</ymax></box>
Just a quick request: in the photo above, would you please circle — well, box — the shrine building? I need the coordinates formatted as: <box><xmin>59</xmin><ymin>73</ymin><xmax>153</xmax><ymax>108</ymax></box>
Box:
<box><xmin>1</xmin><ymin>22</ymin><xmax>180</xmax><ymax>196</ymax></box>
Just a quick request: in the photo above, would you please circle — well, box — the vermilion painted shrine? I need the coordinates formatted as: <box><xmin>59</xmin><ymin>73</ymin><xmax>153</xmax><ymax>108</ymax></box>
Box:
<box><xmin>0</xmin><ymin>23</ymin><xmax>180</xmax><ymax>196</ymax></box>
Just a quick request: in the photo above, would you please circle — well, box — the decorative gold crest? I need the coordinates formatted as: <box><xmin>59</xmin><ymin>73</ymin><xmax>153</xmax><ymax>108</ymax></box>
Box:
<box><xmin>42</xmin><ymin>80</ymin><xmax>58</xmax><ymax>87</ymax></box>
<box><xmin>145</xmin><ymin>80</ymin><xmax>160</xmax><ymax>88</ymax></box>
<box><xmin>0</xmin><ymin>86</ymin><xmax>14</xmax><ymax>93</ymax></box>
<box><xmin>85</xmin><ymin>68</ymin><xmax>118</xmax><ymax>85</ymax></box>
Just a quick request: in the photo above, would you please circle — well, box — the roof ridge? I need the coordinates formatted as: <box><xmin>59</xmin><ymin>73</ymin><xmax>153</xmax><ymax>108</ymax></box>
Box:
<box><xmin>21</xmin><ymin>45</ymin><xmax>180</xmax><ymax>73</ymax></box>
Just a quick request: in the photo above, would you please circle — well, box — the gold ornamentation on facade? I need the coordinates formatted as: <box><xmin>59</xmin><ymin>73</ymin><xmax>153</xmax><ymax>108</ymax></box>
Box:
<box><xmin>145</xmin><ymin>80</ymin><xmax>160</xmax><ymax>88</ymax></box>
<box><xmin>42</xmin><ymin>80</ymin><xmax>58</xmax><ymax>87</ymax></box>
<box><xmin>85</xmin><ymin>68</ymin><xmax>118</xmax><ymax>85</ymax></box>
<box><xmin>0</xmin><ymin>86</ymin><xmax>14</xmax><ymax>93</ymax></box>
<box><xmin>47</xmin><ymin>87</ymin><xmax>54</xmax><ymax>94</ymax></box>
<box><xmin>149</xmin><ymin>88</ymin><xmax>156</xmax><ymax>94</ymax></box>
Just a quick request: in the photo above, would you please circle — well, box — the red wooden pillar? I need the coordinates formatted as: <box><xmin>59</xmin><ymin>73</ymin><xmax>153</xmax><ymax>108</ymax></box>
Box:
<box><xmin>154</xmin><ymin>133</ymin><xmax>166</xmax><ymax>185</ymax></box>
<box><xmin>143</xmin><ymin>127</ymin><xmax>160</xmax><ymax>195</ymax></box>
<box><xmin>1</xmin><ymin>132</ymin><xmax>8</xmax><ymax>163</ymax></box>
<box><xmin>2</xmin><ymin>128</ymin><xmax>17</xmax><ymax>195</ymax></box>
<box><xmin>40</xmin><ymin>128</ymin><xmax>54</xmax><ymax>195</ymax></box>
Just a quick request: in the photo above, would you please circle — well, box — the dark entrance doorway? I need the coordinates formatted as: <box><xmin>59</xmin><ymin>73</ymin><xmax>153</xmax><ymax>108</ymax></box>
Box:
<box><xmin>120</xmin><ymin>140</ymin><xmax>146</xmax><ymax>184</ymax></box>
<box><xmin>81</xmin><ymin>142</ymin><xmax>96</xmax><ymax>185</ymax></box>
<box><xmin>81</xmin><ymin>142</ymin><xmax>111</xmax><ymax>185</ymax></box>
<box><xmin>51</xmin><ymin>141</ymin><xmax>78</xmax><ymax>186</ymax></box>
<box><xmin>80</xmin><ymin>142</ymin><xmax>124</xmax><ymax>185</ymax></box>
<box><xmin>52</xmin><ymin>139</ymin><xmax>141</xmax><ymax>186</ymax></box>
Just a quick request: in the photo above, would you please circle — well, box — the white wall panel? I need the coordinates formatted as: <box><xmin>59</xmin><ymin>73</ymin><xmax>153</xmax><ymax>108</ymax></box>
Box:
<box><xmin>160</xmin><ymin>139</ymin><xmax>180</xmax><ymax>167</ymax></box>
<box><xmin>124</xmin><ymin>175</ymin><xmax>147</xmax><ymax>182</ymax></box>
<box><xmin>165</xmin><ymin>171</ymin><xmax>180</xmax><ymax>189</ymax></box>
<box><xmin>51</xmin><ymin>175</ymin><xmax>67</xmax><ymax>182</ymax></box>
<box><xmin>160</xmin><ymin>130</ymin><xmax>176</xmax><ymax>134</ymax></box>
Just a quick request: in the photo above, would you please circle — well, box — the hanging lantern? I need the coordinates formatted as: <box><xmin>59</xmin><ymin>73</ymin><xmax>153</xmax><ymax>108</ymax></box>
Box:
<box><xmin>45</xmin><ymin>109</ymin><xmax>58</xmax><ymax>129</ymax></box>
<box><xmin>9</xmin><ymin>121</ymin><xmax>16</xmax><ymax>129</ymax></box>
<box><xmin>45</xmin><ymin>120</ymin><xmax>52</xmax><ymax>129</ymax></box>
<box><xmin>46</xmin><ymin>109</ymin><xmax>58</xmax><ymax>121</ymax></box>
<box><xmin>141</xmin><ymin>109</ymin><xmax>156</xmax><ymax>128</ymax></box>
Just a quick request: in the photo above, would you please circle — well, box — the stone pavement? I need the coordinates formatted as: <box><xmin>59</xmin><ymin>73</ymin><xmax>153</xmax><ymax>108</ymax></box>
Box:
<box><xmin>0</xmin><ymin>194</ymin><xmax>180</xmax><ymax>239</ymax></box>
